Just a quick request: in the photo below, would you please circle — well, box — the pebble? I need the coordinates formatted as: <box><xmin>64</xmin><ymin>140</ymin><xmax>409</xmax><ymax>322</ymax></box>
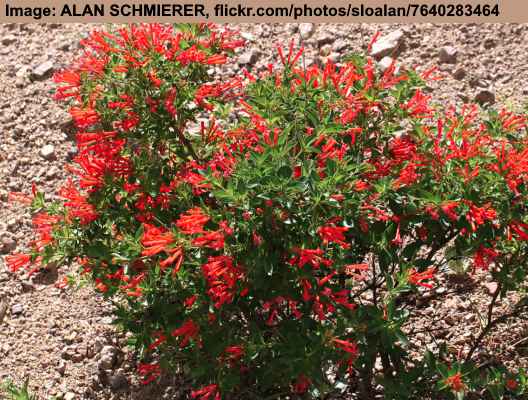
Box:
<box><xmin>0</xmin><ymin>236</ymin><xmax>16</xmax><ymax>254</ymax></box>
<box><xmin>438</xmin><ymin>46</ymin><xmax>458</xmax><ymax>64</ymax></box>
<box><xmin>1</xmin><ymin>35</ymin><xmax>16</xmax><ymax>46</ymax></box>
<box><xmin>64</xmin><ymin>392</ymin><xmax>76</xmax><ymax>400</ymax></box>
<box><xmin>31</xmin><ymin>61</ymin><xmax>54</xmax><ymax>81</ymax></box>
<box><xmin>475</xmin><ymin>89</ymin><xmax>496</xmax><ymax>105</ymax></box>
<box><xmin>0</xmin><ymin>298</ymin><xmax>7</xmax><ymax>324</ymax></box>
<box><xmin>11</xmin><ymin>303</ymin><xmax>23</xmax><ymax>315</ymax></box>
<box><xmin>108</xmin><ymin>373</ymin><xmax>128</xmax><ymax>391</ymax></box>
<box><xmin>39</xmin><ymin>144</ymin><xmax>55</xmax><ymax>160</ymax></box>
<box><xmin>371</xmin><ymin>30</ymin><xmax>404</xmax><ymax>59</ymax></box>
<box><xmin>484</xmin><ymin>282</ymin><xmax>499</xmax><ymax>296</ymax></box>
<box><xmin>56</xmin><ymin>359</ymin><xmax>66</xmax><ymax>375</ymax></box>
<box><xmin>317</xmin><ymin>33</ymin><xmax>334</xmax><ymax>47</ymax></box>
<box><xmin>453</xmin><ymin>68</ymin><xmax>466</xmax><ymax>80</ymax></box>
<box><xmin>378</xmin><ymin>56</ymin><xmax>396</xmax><ymax>73</ymax></box>
<box><xmin>238</xmin><ymin>49</ymin><xmax>260</xmax><ymax>65</ymax></box>
<box><xmin>299</xmin><ymin>23</ymin><xmax>315</xmax><ymax>39</ymax></box>
<box><xmin>98</xmin><ymin>345</ymin><xmax>118</xmax><ymax>370</ymax></box>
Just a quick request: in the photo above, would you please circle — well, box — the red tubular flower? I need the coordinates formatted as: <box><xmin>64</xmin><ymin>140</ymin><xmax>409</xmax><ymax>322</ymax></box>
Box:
<box><xmin>408</xmin><ymin>267</ymin><xmax>436</xmax><ymax>289</ymax></box>
<box><xmin>70</xmin><ymin>106</ymin><xmax>100</xmax><ymax>128</ymax></box>
<box><xmin>292</xmin><ymin>374</ymin><xmax>311</xmax><ymax>394</ymax></box>
<box><xmin>317</xmin><ymin>225</ymin><xmax>350</xmax><ymax>249</ymax></box>
<box><xmin>473</xmin><ymin>245</ymin><xmax>498</xmax><ymax>270</ymax></box>
<box><xmin>333</xmin><ymin>338</ymin><xmax>359</xmax><ymax>358</ymax></box>
<box><xmin>289</xmin><ymin>248</ymin><xmax>332</xmax><ymax>269</ymax></box>
<box><xmin>171</xmin><ymin>319</ymin><xmax>200</xmax><ymax>348</ymax></box>
<box><xmin>465</xmin><ymin>202</ymin><xmax>497</xmax><ymax>231</ymax></box>
<box><xmin>53</xmin><ymin>69</ymin><xmax>82</xmax><ymax>100</ymax></box>
<box><xmin>5</xmin><ymin>253</ymin><xmax>32</xmax><ymax>273</ymax></box>
<box><xmin>191</xmin><ymin>384</ymin><xmax>220</xmax><ymax>400</ymax></box>
<box><xmin>58</xmin><ymin>181</ymin><xmax>98</xmax><ymax>224</ymax></box>
<box><xmin>441</xmin><ymin>201</ymin><xmax>459</xmax><ymax>221</ymax></box>
<box><xmin>510</xmin><ymin>221</ymin><xmax>528</xmax><ymax>241</ymax></box>
<box><xmin>202</xmin><ymin>255</ymin><xmax>244</xmax><ymax>308</ymax></box>
<box><xmin>192</xmin><ymin>230</ymin><xmax>225</xmax><ymax>250</ymax></box>
<box><xmin>137</xmin><ymin>362</ymin><xmax>161</xmax><ymax>385</ymax></box>
<box><xmin>147</xmin><ymin>332</ymin><xmax>167</xmax><ymax>351</ymax></box>
<box><xmin>164</xmin><ymin>87</ymin><xmax>178</xmax><ymax>118</ymax></box>
<box><xmin>141</xmin><ymin>225</ymin><xmax>175</xmax><ymax>256</ymax></box>
<box><xmin>176</xmin><ymin>208</ymin><xmax>210</xmax><ymax>234</ymax></box>
<box><xmin>444</xmin><ymin>372</ymin><xmax>464</xmax><ymax>392</ymax></box>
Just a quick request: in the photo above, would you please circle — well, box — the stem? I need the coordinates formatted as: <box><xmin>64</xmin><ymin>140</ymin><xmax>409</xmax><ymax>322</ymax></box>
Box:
<box><xmin>173</xmin><ymin>123</ymin><xmax>200</xmax><ymax>162</ymax></box>
<box><xmin>464</xmin><ymin>288</ymin><xmax>528</xmax><ymax>362</ymax></box>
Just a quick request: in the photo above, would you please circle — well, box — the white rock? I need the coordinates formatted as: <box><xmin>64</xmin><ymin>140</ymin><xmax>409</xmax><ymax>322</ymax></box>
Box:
<box><xmin>378</xmin><ymin>56</ymin><xmax>396</xmax><ymax>73</ymax></box>
<box><xmin>371</xmin><ymin>30</ymin><xmax>404</xmax><ymax>59</ymax></box>
<box><xmin>299</xmin><ymin>23</ymin><xmax>315</xmax><ymax>38</ymax></box>
<box><xmin>31</xmin><ymin>61</ymin><xmax>54</xmax><ymax>80</ymax></box>
<box><xmin>40</xmin><ymin>144</ymin><xmax>55</xmax><ymax>160</ymax></box>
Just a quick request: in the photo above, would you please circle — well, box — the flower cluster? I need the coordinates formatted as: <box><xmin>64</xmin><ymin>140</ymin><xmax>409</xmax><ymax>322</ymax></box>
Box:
<box><xmin>6</xmin><ymin>24</ymin><xmax>528</xmax><ymax>399</ymax></box>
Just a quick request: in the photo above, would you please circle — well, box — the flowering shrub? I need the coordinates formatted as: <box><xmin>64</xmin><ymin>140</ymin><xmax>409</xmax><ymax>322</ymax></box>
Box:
<box><xmin>5</xmin><ymin>24</ymin><xmax>528</xmax><ymax>399</ymax></box>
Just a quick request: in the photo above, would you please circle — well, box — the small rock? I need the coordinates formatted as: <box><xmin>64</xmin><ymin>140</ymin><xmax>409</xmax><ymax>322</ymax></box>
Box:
<box><xmin>20</xmin><ymin>281</ymin><xmax>34</xmax><ymax>293</ymax></box>
<box><xmin>453</xmin><ymin>68</ymin><xmax>466</xmax><ymax>80</ymax></box>
<box><xmin>238</xmin><ymin>49</ymin><xmax>260</xmax><ymax>65</ymax></box>
<box><xmin>1</xmin><ymin>35</ymin><xmax>16</xmax><ymax>46</ymax></box>
<box><xmin>378</xmin><ymin>56</ymin><xmax>396</xmax><ymax>73</ymax></box>
<box><xmin>484</xmin><ymin>282</ymin><xmax>499</xmax><ymax>295</ymax></box>
<box><xmin>56</xmin><ymin>360</ymin><xmax>66</xmax><ymax>375</ymax></box>
<box><xmin>332</xmin><ymin>39</ymin><xmax>348</xmax><ymax>52</ymax></box>
<box><xmin>98</xmin><ymin>345</ymin><xmax>118</xmax><ymax>370</ymax></box>
<box><xmin>438</xmin><ymin>46</ymin><xmax>458</xmax><ymax>64</ymax></box>
<box><xmin>31</xmin><ymin>61</ymin><xmax>55</xmax><ymax>81</ymax></box>
<box><xmin>299</xmin><ymin>23</ymin><xmax>315</xmax><ymax>38</ymax></box>
<box><xmin>40</xmin><ymin>144</ymin><xmax>55</xmax><ymax>160</ymax></box>
<box><xmin>483</xmin><ymin>38</ymin><xmax>496</xmax><ymax>49</ymax></box>
<box><xmin>11</xmin><ymin>303</ymin><xmax>23</xmax><ymax>315</ymax></box>
<box><xmin>64</xmin><ymin>392</ymin><xmax>76</xmax><ymax>400</ymax></box>
<box><xmin>0</xmin><ymin>298</ymin><xmax>7</xmax><ymax>324</ymax></box>
<box><xmin>371</xmin><ymin>30</ymin><xmax>404</xmax><ymax>59</ymax></box>
<box><xmin>320</xmin><ymin>44</ymin><xmax>332</xmax><ymax>56</ymax></box>
<box><xmin>317</xmin><ymin>33</ymin><xmax>334</xmax><ymax>47</ymax></box>
<box><xmin>240</xmin><ymin>32</ymin><xmax>255</xmax><ymax>42</ymax></box>
<box><xmin>1</xmin><ymin>237</ymin><xmax>16</xmax><ymax>254</ymax></box>
<box><xmin>475</xmin><ymin>89</ymin><xmax>495</xmax><ymax>105</ymax></box>
<box><xmin>108</xmin><ymin>373</ymin><xmax>128</xmax><ymax>391</ymax></box>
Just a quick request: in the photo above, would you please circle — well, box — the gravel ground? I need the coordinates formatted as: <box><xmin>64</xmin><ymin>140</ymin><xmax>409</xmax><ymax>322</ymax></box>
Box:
<box><xmin>0</xmin><ymin>23</ymin><xmax>527</xmax><ymax>399</ymax></box>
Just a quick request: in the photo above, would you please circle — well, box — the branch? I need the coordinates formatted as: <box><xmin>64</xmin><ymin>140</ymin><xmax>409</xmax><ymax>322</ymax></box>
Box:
<box><xmin>465</xmin><ymin>292</ymin><xmax>528</xmax><ymax>362</ymax></box>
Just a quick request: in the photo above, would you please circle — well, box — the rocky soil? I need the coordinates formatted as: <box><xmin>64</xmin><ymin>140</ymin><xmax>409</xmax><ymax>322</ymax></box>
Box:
<box><xmin>0</xmin><ymin>23</ymin><xmax>528</xmax><ymax>399</ymax></box>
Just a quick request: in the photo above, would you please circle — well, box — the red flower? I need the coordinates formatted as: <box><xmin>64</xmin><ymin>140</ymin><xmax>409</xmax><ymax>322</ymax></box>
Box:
<box><xmin>70</xmin><ymin>106</ymin><xmax>100</xmax><ymax>128</ymax></box>
<box><xmin>441</xmin><ymin>201</ymin><xmax>459</xmax><ymax>221</ymax></box>
<box><xmin>137</xmin><ymin>362</ymin><xmax>161</xmax><ymax>385</ymax></box>
<box><xmin>202</xmin><ymin>256</ymin><xmax>244</xmax><ymax>308</ymax></box>
<box><xmin>192</xmin><ymin>230</ymin><xmax>225</xmax><ymax>250</ymax></box>
<box><xmin>408</xmin><ymin>267</ymin><xmax>436</xmax><ymax>289</ymax></box>
<box><xmin>191</xmin><ymin>384</ymin><xmax>220</xmax><ymax>400</ymax></box>
<box><xmin>141</xmin><ymin>224</ymin><xmax>175</xmax><ymax>256</ymax></box>
<box><xmin>171</xmin><ymin>319</ymin><xmax>200</xmax><ymax>348</ymax></box>
<box><xmin>444</xmin><ymin>372</ymin><xmax>464</xmax><ymax>392</ymax></box>
<box><xmin>147</xmin><ymin>332</ymin><xmax>167</xmax><ymax>351</ymax></box>
<box><xmin>58</xmin><ymin>181</ymin><xmax>98</xmax><ymax>224</ymax></box>
<box><xmin>5</xmin><ymin>253</ymin><xmax>32</xmax><ymax>273</ymax></box>
<box><xmin>473</xmin><ymin>245</ymin><xmax>498</xmax><ymax>270</ymax></box>
<box><xmin>333</xmin><ymin>338</ymin><xmax>359</xmax><ymax>363</ymax></box>
<box><xmin>289</xmin><ymin>248</ymin><xmax>332</xmax><ymax>269</ymax></box>
<box><xmin>317</xmin><ymin>225</ymin><xmax>350</xmax><ymax>249</ymax></box>
<box><xmin>292</xmin><ymin>374</ymin><xmax>311</xmax><ymax>394</ymax></box>
<box><xmin>176</xmin><ymin>208</ymin><xmax>210</xmax><ymax>234</ymax></box>
<box><xmin>506</xmin><ymin>378</ymin><xmax>518</xmax><ymax>391</ymax></box>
